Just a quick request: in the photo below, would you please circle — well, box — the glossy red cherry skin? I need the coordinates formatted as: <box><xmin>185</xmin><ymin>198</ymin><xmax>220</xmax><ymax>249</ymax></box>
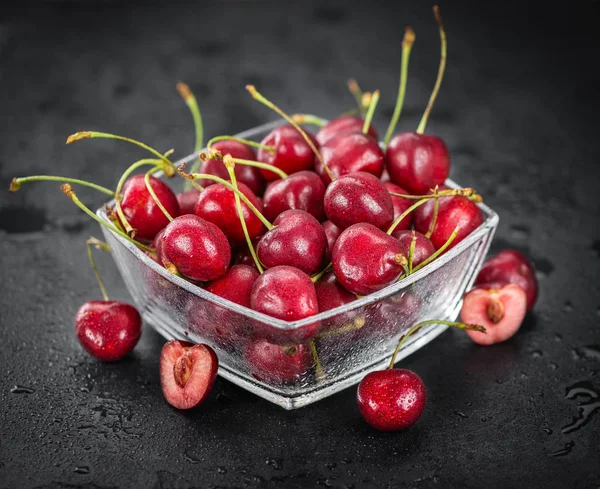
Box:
<box><xmin>315</xmin><ymin>115</ymin><xmax>378</xmax><ymax>146</ymax></box>
<box><xmin>245</xmin><ymin>339</ymin><xmax>312</xmax><ymax>383</ymax></box>
<box><xmin>316</xmin><ymin>132</ymin><xmax>385</xmax><ymax>184</ymax></box>
<box><xmin>176</xmin><ymin>189</ymin><xmax>201</xmax><ymax>215</ymax></box>
<box><xmin>233</xmin><ymin>235</ymin><xmax>263</xmax><ymax>269</ymax></box>
<box><xmin>475</xmin><ymin>249</ymin><xmax>538</xmax><ymax>310</ymax></box>
<box><xmin>392</xmin><ymin>230</ymin><xmax>435</xmax><ymax>268</ymax></box>
<box><xmin>332</xmin><ymin>223</ymin><xmax>405</xmax><ymax>296</ymax></box>
<box><xmin>257</xmin><ymin>125</ymin><xmax>318</xmax><ymax>181</ymax></box>
<box><xmin>193</xmin><ymin>181</ymin><xmax>264</xmax><ymax>244</ymax></box>
<box><xmin>120</xmin><ymin>174</ymin><xmax>180</xmax><ymax>242</ymax></box>
<box><xmin>386</xmin><ymin>132</ymin><xmax>450</xmax><ymax>195</ymax></box>
<box><xmin>357</xmin><ymin>369</ymin><xmax>426</xmax><ymax>431</ymax></box>
<box><xmin>75</xmin><ymin>301</ymin><xmax>142</xmax><ymax>361</ymax></box>
<box><xmin>198</xmin><ymin>140</ymin><xmax>265</xmax><ymax>195</ymax></box>
<box><xmin>384</xmin><ymin>182</ymin><xmax>413</xmax><ymax>231</ymax></box>
<box><xmin>321</xmin><ymin>220</ymin><xmax>342</xmax><ymax>262</ymax></box>
<box><xmin>314</xmin><ymin>270</ymin><xmax>358</xmax><ymax>337</ymax></box>
<box><xmin>414</xmin><ymin>195</ymin><xmax>483</xmax><ymax>251</ymax></box>
<box><xmin>161</xmin><ymin>215</ymin><xmax>231</xmax><ymax>282</ymax></box>
<box><xmin>262</xmin><ymin>170</ymin><xmax>326</xmax><ymax>222</ymax></box>
<box><xmin>324</xmin><ymin>172</ymin><xmax>394</xmax><ymax>231</ymax></box>
<box><xmin>257</xmin><ymin>210</ymin><xmax>327</xmax><ymax>275</ymax></box>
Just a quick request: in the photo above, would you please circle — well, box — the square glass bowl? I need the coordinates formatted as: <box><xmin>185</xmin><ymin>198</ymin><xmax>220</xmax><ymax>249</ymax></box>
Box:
<box><xmin>97</xmin><ymin>120</ymin><xmax>499</xmax><ymax>409</ymax></box>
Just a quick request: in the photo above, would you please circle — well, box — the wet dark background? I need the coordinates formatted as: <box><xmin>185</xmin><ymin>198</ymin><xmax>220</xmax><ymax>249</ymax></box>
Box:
<box><xmin>1</xmin><ymin>0</ymin><xmax>599</xmax><ymax>488</ymax></box>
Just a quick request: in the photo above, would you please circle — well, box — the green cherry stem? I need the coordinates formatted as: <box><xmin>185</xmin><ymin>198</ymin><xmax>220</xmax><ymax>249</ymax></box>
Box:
<box><xmin>383</xmin><ymin>27</ymin><xmax>416</xmax><ymax>149</ymax></box>
<box><xmin>86</xmin><ymin>237</ymin><xmax>111</xmax><ymax>301</ymax></box>
<box><xmin>206</xmin><ymin>135</ymin><xmax>275</xmax><ymax>154</ymax></box>
<box><xmin>386</xmin><ymin>198</ymin><xmax>433</xmax><ymax>236</ymax></box>
<box><xmin>416</xmin><ymin>6</ymin><xmax>446</xmax><ymax>135</ymax></box>
<box><xmin>223</xmin><ymin>155</ymin><xmax>264</xmax><ymax>274</ymax></box>
<box><xmin>61</xmin><ymin>184</ymin><xmax>152</xmax><ymax>251</ymax></box>
<box><xmin>425</xmin><ymin>189</ymin><xmax>440</xmax><ymax>239</ymax></box>
<box><xmin>347</xmin><ymin>79</ymin><xmax>365</xmax><ymax>116</ymax></box>
<box><xmin>309</xmin><ymin>339</ymin><xmax>325</xmax><ymax>382</ymax></box>
<box><xmin>246</xmin><ymin>84</ymin><xmax>335</xmax><ymax>182</ymax></box>
<box><xmin>388</xmin><ymin>319</ymin><xmax>485</xmax><ymax>369</ymax></box>
<box><xmin>176</xmin><ymin>82</ymin><xmax>204</xmax><ymax>153</ymax></box>
<box><xmin>408</xmin><ymin>231</ymin><xmax>417</xmax><ymax>274</ymax></box>
<box><xmin>411</xmin><ymin>227</ymin><xmax>458</xmax><ymax>274</ymax></box>
<box><xmin>362</xmin><ymin>90</ymin><xmax>380</xmax><ymax>135</ymax></box>
<box><xmin>291</xmin><ymin>114</ymin><xmax>326</xmax><ymax>128</ymax></box>
<box><xmin>202</xmin><ymin>151</ymin><xmax>287</xmax><ymax>180</ymax></box>
<box><xmin>310</xmin><ymin>262</ymin><xmax>332</xmax><ymax>283</ymax></box>
<box><xmin>144</xmin><ymin>166</ymin><xmax>174</xmax><ymax>222</ymax></box>
<box><xmin>9</xmin><ymin>176</ymin><xmax>115</xmax><ymax>197</ymax></box>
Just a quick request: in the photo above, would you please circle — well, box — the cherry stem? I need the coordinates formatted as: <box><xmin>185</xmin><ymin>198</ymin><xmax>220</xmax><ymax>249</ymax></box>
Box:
<box><xmin>114</xmin><ymin>158</ymin><xmax>164</xmax><ymax>237</ymax></box>
<box><xmin>386</xmin><ymin>197</ymin><xmax>433</xmax><ymax>236</ymax></box>
<box><xmin>361</xmin><ymin>90</ymin><xmax>380</xmax><ymax>135</ymax></box>
<box><xmin>408</xmin><ymin>231</ymin><xmax>417</xmax><ymax>274</ymax></box>
<box><xmin>426</xmin><ymin>192</ymin><xmax>440</xmax><ymax>239</ymax></box>
<box><xmin>416</xmin><ymin>6</ymin><xmax>446</xmax><ymax>135</ymax></box>
<box><xmin>144</xmin><ymin>166</ymin><xmax>174</xmax><ymax>222</ymax></box>
<box><xmin>202</xmin><ymin>151</ymin><xmax>288</xmax><ymax>180</ymax></box>
<box><xmin>86</xmin><ymin>237</ymin><xmax>110</xmax><ymax>301</ymax></box>
<box><xmin>207</xmin><ymin>135</ymin><xmax>275</xmax><ymax>153</ymax></box>
<box><xmin>291</xmin><ymin>114</ymin><xmax>326</xmax><ymax>128</ymax></box>
<box><xmin>347</xmin><ymin>79</ymin><xmax>365</xmax><ymax>116</ymax></box>
<box><xmin>177</xmin><ymin>164</ymin><xmax>274</xmax><ymax>231</ymax></box>
<box><xmin>310</xmin><ymin>262</ymin><xmax>332</xmax><ymax>283</ymax></box>
<box><xmin>66</xmin><ymin>131</ymin><xmax>176</xmax><ymax>177</ymax></box>
<box><xmin>309</xmin><ymin>339</ymin><xmax>325</xmax><ymax>382</ymax></box>
<box><xmin>245</xmin><ymin>85</ymin><xmax>335</xmax><ymax>182</ymax></box>
<box><xmin>61</xmin><ymin>184</ymin><xmax>152</xmax><ymax>251</ymax></box>
<box><xmin>411</xmin><ymin>226</ymin><xmax>458</xmax><ymax>274</ymax></box>
<box><xmin>383</xmin><ymin>27</ymin><xmax>416</xmax><ymax>149</ymax></box>
<box><xmin>9</xmin><ymin>176</ymin><xmax>115</xmax><ymax>197</ymax></box>
<box><xmin>388</xmin><ymin>319</ymin><xmax>486</xmax><ymax>369</ymax></box>
<box><xmin>318</xmin><ymin>314</ymin><xmax>365</xmax><ymax>338</ymax></box>
<box><xmin>176</xmin><ymin>82</ymin><xmax>204</xmax><ymax>154</ymax></box>
<box><xmin>223</xmin><ymin>156</ymin><xmax>265</xmax><ymax>274</ymax></box>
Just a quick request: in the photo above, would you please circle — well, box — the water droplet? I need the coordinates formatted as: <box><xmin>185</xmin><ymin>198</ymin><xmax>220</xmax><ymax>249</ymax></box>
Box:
<box><xmin>340</xmin><ymin>458</ymin><xmax>352</xmax><ymax>464</ymax></box>
<box><xmin>454</xmin><ymin>411</ymin><xmax>468</xmax><ymax>418</ymax></box>
<box><xmin>10</xmin><ymin>385</ymin><xmax>34</xmax><ymax>394</ymax></box>
<box><xmin>550</xmin><ymin>362</ymin><xmax>559</xmax><ymax>370</ymax></box>
<box><xmin>80</xmin><ymin>387</ymin><xmax>90</xmax><ymax>393</ymax></box>
<box><xmin>217</xmin><ymin>467</ymin><xmax>227</xmax><ymax>474</ymax></box>
<box><xmin>510</xmin><ymin>224</ymin><xmax>530</xmax><ymax>240</ymax></box>
<box><xmin>549</xmin><ymin>441</ymin><xmax>574</xmax><ymax>457</ymax></box>
<box><xmin>562</xmin><ymin>381</ymin><xmax>600</xmax><ymax>434</ymax></box>
<box><xmin>325</xmin><ymin>462</ymin><xmax>337</xmax><ymax>470</ymax></box>
<box><xmin>576</xmin><ymin>345</ymin><xmax>600</xmax><ymax>361</ymax></box>
<box><xmin>563</xmin><ymin>301</ymin><xmax>573</xmax><ymax>312</ymax></box>
<box><xmin>531</xmin><ymin>350</ymin><xmax>543</xmax><ymax>359</ymax></box>
<box><xmin>74</xmin><ymin>466</ymin><xmax>90</xmax><ymax>474</ymax></box>
<box><xmin>317</xmin><ymin>478</ymin><xmax>334</xmax><ymax>487</ymax></box>
<box><xmin>543</xmin><ymin>428</ymin><xmax>553</xmax><ymax>435</ymax></box>
<box><xmin>184</xmin><ymin>452</ymin><xmax>200</xmax><ymax>464</ymax></box>
<box><xmin>266</xmin><ymin>457</ymin><xmax>283</xmax><ymax>470</ymax></box>
<box><xmin>555</xmin><ymin>333</ymin><xmax>563</xmax><ymax>342</ymax></box>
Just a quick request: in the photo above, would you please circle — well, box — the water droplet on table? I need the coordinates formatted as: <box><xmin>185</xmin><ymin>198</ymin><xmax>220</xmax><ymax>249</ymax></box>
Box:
<box><xmin>74</xmin><ymin>466</ymin><xmax>90</xmax><ymax>474</ymax></box>
<box><xmin>454</xmin><ymin>411</ymin><xmax>468</xmax><ymax>418</ymax></box>
<box><xmin>217</xmin><ymin>466</ymin><xmax>227</xmax><ymax>474</ymax></box>
<box><xmin>10</xmin><ymin>385</ymin><xmax>34</xmax><ymax>394</ymax></box>
<box><xmin>266</xmin><ymin>457</ymin><xmax>283</xmax><ymax>470</ymax></box>
<box><xmin>549</xmin><ymin>441</ymin><xmax>574</xmax><ymax>457</ymax></box>
<box><xmin>562</xmin><ymin>381</ymin><xmax>600</xmax><ymax>434</ymax></box>
<box><xmin>563</xmin><ymin>301</ymin><xmax>573</xmax><ymax>312</ymax></box>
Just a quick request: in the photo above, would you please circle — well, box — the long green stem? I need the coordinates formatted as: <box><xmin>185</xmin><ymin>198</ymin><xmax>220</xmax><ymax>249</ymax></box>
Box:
<box><xmin>309</xmin><ymin>339</ymin><xmax>325</xmax><ymax>382</ymax></box>
<box><xmin>176</xmin><ymin>82</ymin><xmax>204</xmax><ymax>153</ymax></box>
<box><xmin>411</xmin><ymin>227</ymin><xmax>458</xmax><ymax>273</ymax></box>
<box><xmin>207</xmin><ymin>135</ymin><xmax>275</xmax><ymax>153</ymax></box>
<box><xmin>230</xmin><ymin>157</ymin><xmax>288</xmax><ymax>180</ymax></box>
<box><xmin>61</xmin><ymin>184</ymin><xmax>152</xmax><ymax>251</ymax></box>
<box><xmin>408</xmin><ymin>231</ymin><xmax>417</xmax><ymax>274</ymax></box>
<box><xmin>383</xmin><ymin>27</ymin><xmax>416</xmax><ymax>148</ymax></box>
<box><xmin>291</xmin><ymin>114</ymin><xmax>326</xmax><ymax>127</ymax></box>
<box><xmin>416</xmin><ymin>6</ymin><xmax>447</xmax><ymax>135</ymax></box>
<box><xmin>86</xmin><ymin>237</ymin><xmax>110</xmax><ymax>301</ymax></box>
<box><xmin>224</xmin><ymin>157</ymin><xmax>264</xmax><ymax>274</ymax></box>
<box><xmin>362</xmin><ymin>90</ymin><xmax>380</xmax><ymax>135</ymax></box>
<box><xmin>310</xmin><ymin>262</ymin><xmax>332</xmax><ymax>283</ymax></box>
<box><xmin>9</xmin><ymin>176</ymin><xmax>115</xmax><ymax>196</ymax></box>
<box><xmin>144</xmin><ymin>166</ymin><xmax>174</xmax><ymax>222</ymax></box>
<box><xmin>426</xmin><ymin>196</ymin><xmax>440</xmax><ymax>238</ymax></box>
<box><xmin>386</xmin><ymin>198</ymin><xmax>432</xmax><ymax>235</ymax></box>
<box><xmin>388</xmin><ymin>319</ymin><xmax>485</xmax><ymax>369</ymax></box>
<box><xmin>347</xmin><ymin>79</ymin><xmax>365</xmax><ymax>116</ymax></box>
<box><xmin>246</xmin><ymin>85</ymin><xmax>335</xmax><ymax>182</ymax></box>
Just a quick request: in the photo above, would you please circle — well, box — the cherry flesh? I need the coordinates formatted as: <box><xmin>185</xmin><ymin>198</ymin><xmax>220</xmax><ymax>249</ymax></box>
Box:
<box><xmin>176</xmin><ymin>189</ymin><xmax>201</xmax><ymax>215</ymax></box>
<box><xmin>475</xmin><ymin>249</ymin><xmax>538</xmax><ymax>310</ymax></box>
<box><xmin>257</xmin><ymin>210</ymin><xmax>327</xmax><ymax>275</ymax></box>
<box><xmin>245</xmin><ymin>339</ymin><xmax>312</xmax><ymax>383</ymax></box>
<box><xmin>161</xmin><ymin>214</ymin><xmax>231</xmax><ymax>282</ymax></box>
<box><xmin>392</xmin><ymin>230</ymin><xmax>435</xmax><ymax>268</ymax></box>
<box><xmin>321</xmin><ymin>220</ymin><xmax>342</xmax><ymax>262</ymax></box>
<box><xmin>385</xmin><ymin>132</ymin><xmax>450</xmax><ymax>195</ymax></box>
<box><xmin>316</xmin><ymin>132</ymin><xmax>384</xmax><ymax>184</ymax></box>
<box><xmin>384</xmin><ymin>182</ymin><xmax>413</xmax><ymax>231</ymax></box>
<box><xmin>194</xmin><ymin>181</ymin><xmax>264</xmax><ymax>244</ymax></box>
<box><xmin>159</xmin><ymin>339</ymin><xmax>218</xmax><ymax>409</ymax></box>
<box><xmin>332</xmin><ymin>223</ymin><xmax>405</xmax><ymax>296</ymax></box>
<box><xmin>257</xmin><ymin>125</ymin><xmax>318</xmax><ymax>181</ymax></box>
<box><xmin>262</xmin><ymin>170</ymin><xmax>326</xmax><ymax>222</ymax></box>
<box><xmin>75</xmin><ymin>301</ymin><xmax>142</xmax><ymax>361</ymax></box>
<box><xmin>315</xmin><ymin>115</ymin><xmax>378</xmax><ymax>146</ymax></box>
<box><xmin>357</xmin><ymin>368</ymin><xmax>426</xmax><ymax>431</ymax></box>
<box><xmin>461</xmin><ymin>284</ymin><xmax>527</xmax><ymax>345</ymax></box>
<box><xmin>198</xmin><ymin>140</ymin><xmax>265</xmax><ymax>195</ymax></box>
<box><xmin>324</xmin><ymin>171</ymin><xmax>394</xmax><ymax>231</ymax></box>
<box><xmin>120</xmin><ymin>174</ymin><xmax>180</xmax><ymax>242</ymax></box>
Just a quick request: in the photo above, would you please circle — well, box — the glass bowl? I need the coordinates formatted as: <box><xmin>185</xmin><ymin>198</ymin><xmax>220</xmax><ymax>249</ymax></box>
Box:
<box><xmin>97</xmin><ymin>120</ymin><xmax>499</xmax><ymax>409</ymax></box>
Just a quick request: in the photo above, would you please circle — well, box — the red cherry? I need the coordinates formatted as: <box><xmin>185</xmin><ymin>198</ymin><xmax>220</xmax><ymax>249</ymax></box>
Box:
<box><xmin>257</xmin><ymin>125</ymin><xmax>318</xmax><ymax>181</ymax></box>
<box><xmin>414</xmin><ymin>194</ymin><xmax>483</xmax><ymax>250</ymax></box>
<box><xmin>233</xmin><ymin>235</ymin><xmax>263</xmax><ymax>269</ymax></box>
<box><xmin>262</xmin><ymin>170</ymin><xmax>326</xmax><ymax>222</ymax></box>
<box><xmin>357</xmin><ymin>369</ymin><xmax>426</xmax><ymax>431</ymax></box>
<box><xmin>151</xmin><ymin>228</ymin><xmax>166</xmax><ymax>266</ymax></box>
<box><xmin>159</xmin><ymin>340</ymin><xmax>218</xmax><ymax>409</ymax></box>
<box><xmin>206</xmin><ymin>264</ymin><xmax>259</xmax><ymax>309</ymax></box>
<box><xmin>75</xmin><ymin>300</ymin><xmax>141</xmax><ymax>361</ymax></box>
<box><xmin>461</xmin><ymin>284</ymin><xmax>527</xmax><ymax>345</ymax></box>
<box><xmin>315</xmin><ymin>115</ymin><xmax>378</xmax><ymax>146</ymax></box>
<box><xmin>384</xmin><ymin>182</ymin><xmax>413</xmax><ymax>231</ymax></box>
<box><xmin>161</xmin><ymin>215</ymin><xmax>231</xmax><ymax>282</ymax></box>
<box><xmin>198</xmin><ymin>140</ymin><xmax>265</xmax><ymax>195</ymax></box>
<box><xmin>475</xmin><ymin>249</ymin><xmax>538</xmax><ymax>310</ymax></box>
<box><xmin>193</xmin><ymin>181</ymin><xmax>264</xmax><ymax>244</ymax></box>
<box><xmin>315</xmin><ymin>270</ymin><xmax>356</xmax><ymax>313</ymax></box>
<box><xmin>176</xmin><ymin>189</ymin><xmax>201</xmax><ymax>215</ymax></box>
<box><xmin>385</xmin><ymin>132</ymin><xmax>450</xmax><ymax>195</ymax></box>
<box><xmin>316</xmin><ymin>132</ymin><xmax>384</xmax><ymax>184</ymax></box>
<box><xmin>321</xmin><ymin>220</ymin><xmax>342</xmax><ymax>262</ymax></box>
<box><xmin>391</xmin><ymin>230</ymin><xmax>435</xmax><ymax>268</ymax></box>
<box><xmin>332</xmin><ymin>223</ymin><xmax>405</xmax><ymax>296</ymax></box>
<box><xmin>324</xmin><ymin>172</ymin><xmax>394</xmax><ymax>231</ymax></box>
<box><xmin>120</xmin><ymin>174</ymin><xmax>180</xmax><ymax>241</ymax></box>
<box><xmin>257</xmin><ymin>210</ymin><xmax>327</xmax><ymax>275</ymax></box>
<box><xmin>245</xmin><ymin>339</ymin><xmax>312</xmax><ymax>383</ymax></box>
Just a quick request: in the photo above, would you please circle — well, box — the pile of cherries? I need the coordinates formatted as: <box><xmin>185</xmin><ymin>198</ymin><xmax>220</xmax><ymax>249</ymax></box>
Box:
<box><xmin>10</xmin><ymin>6</ymin><xmax>538</xmax><ymax>431</ymax></box>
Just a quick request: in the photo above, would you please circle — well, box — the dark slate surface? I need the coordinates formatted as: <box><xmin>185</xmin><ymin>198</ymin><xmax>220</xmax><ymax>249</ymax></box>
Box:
<box><xmin>1</xmin><ymin>1</ymin><xmax>599</xmax><ymax>488</ymax></box>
